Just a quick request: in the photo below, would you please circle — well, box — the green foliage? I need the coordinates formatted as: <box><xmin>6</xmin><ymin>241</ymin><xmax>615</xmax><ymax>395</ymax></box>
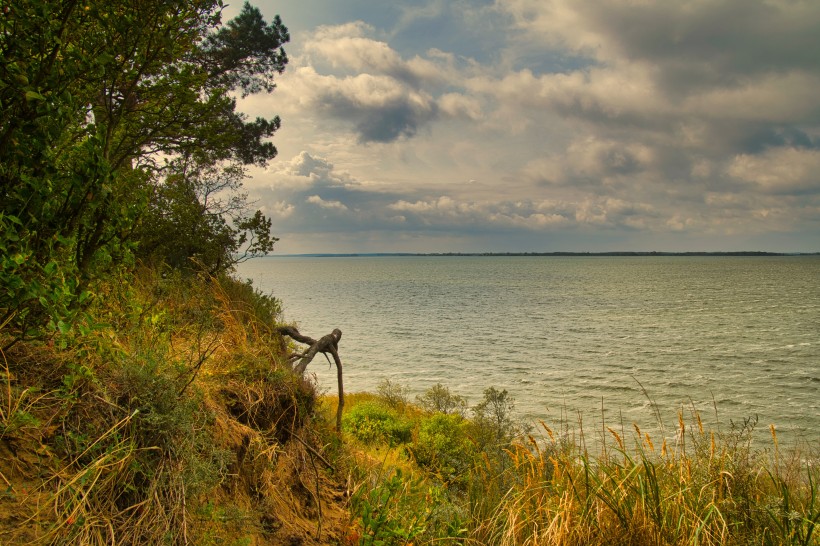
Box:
<box><xmin>1</xmin><ymin>0</ymin><xmax>288</xmax><ymax>341</ymax></box>
<box><xmin>0</xmin><ymin>365</ymin><xmax>41</xmax><ymax>438</ymax></box>
<box><xmin>135</xmin><ymin>162</ymin><xmax>279</xmax><ymax>275</ymax></box>
<box><xmin>201</xmin><ymin>2</ymin><xmax>289</xmax><ymax>98</ymax></box>
<box><xmin>416</xmin><ymin>382</ymin><xmax>467</xmax><ymax>416</ymax></box>
<box><xmin>470</xmin><ymin>386</ymin><xmax>521</xmax><ymax>450</ymax></box>
<box><xmin>217</xmin><ymin>275</ymin><xmax>282</xmax><ymax>331</ymax></box>
<box><xmin>352</xmin><ymin>468</ymin><xmax>466</xmax><ymax>545</ymax></box>
<box><xmin>353</xmin><ymin>469</ymin><xmax>427</xmax><ymax>545</ymax></box>
<box><xmin>761</xmin><ymin>449</ymin><xmax>820</xmax><ymax>546</ymax></box>
<box><xmin>343</xmin><ymin>401</ymin><xmax>412</xmax><ymax>446</ymax></box>
<box><xmin>411</xmin><ymin>413</ymin><xmax>475</xmax><ymax>486</ymax></box>
<box><xmin>113</xmin><ymin>357</ymin><xmax>229</xmax><ymax>498</ymax></box>
<box><xmin>376</xmin><ymin>378</ymin><xmax>409</xmax><ymax>412</ymax></box>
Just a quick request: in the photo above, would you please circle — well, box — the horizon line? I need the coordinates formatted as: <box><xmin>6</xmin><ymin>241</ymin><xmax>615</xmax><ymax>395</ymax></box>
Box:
<box><xmin>263</xmin><ymin>250</ymin><xmax>820</xmax><ymax>258</ymax></box>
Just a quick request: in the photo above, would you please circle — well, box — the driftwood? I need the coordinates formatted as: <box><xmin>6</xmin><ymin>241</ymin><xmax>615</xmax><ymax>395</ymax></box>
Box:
<box><xmin>277</xmin><ymin>326</ymin><xmax>345</xmax><ymax>433</ymax></box>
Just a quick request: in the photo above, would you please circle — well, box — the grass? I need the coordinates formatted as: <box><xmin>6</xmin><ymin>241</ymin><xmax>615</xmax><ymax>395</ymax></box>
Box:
<box><xmin>0</xmin><ymin>267</ymin><xmax>346</xmax><ymax>545</ymax></box>
<box><xmin>331</xmin><ymin>385</ymin><xmax>819</xmax><ymax>545</ymax></box>
<box><xmin>2</xmin><ymin>266</ymin><xmax>818</xmax><ymax>545</ymax></box>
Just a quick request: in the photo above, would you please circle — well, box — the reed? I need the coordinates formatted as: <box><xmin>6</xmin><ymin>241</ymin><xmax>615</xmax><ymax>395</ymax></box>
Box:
<box><xmin>467</xmin><ymin>410</ymin><xmax>819</xmax><ymax>545</ymax></box>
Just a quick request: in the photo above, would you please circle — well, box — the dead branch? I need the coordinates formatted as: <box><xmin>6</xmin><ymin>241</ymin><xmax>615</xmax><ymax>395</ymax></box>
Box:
<box><xmin>277</xmin><ymin>326</ymin><xmax>345</xmax><ymax>433</ymax></box>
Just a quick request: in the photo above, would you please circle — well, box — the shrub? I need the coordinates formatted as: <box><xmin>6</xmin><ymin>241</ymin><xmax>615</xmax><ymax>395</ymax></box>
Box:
<box><xmin>470</xmin><ymin>387</ymin><xmax>523</xmax><ymax>452</ymax></box>
<box><xmin>376</xmin><ymin>379</ymin><xmax>409</xmax><ymax>412</ymax></box>
<box><xmin>343</xmin><ymin>401</ymin><xmax>412</xmax><ymax>446</ymax></box>
<box><xmin>411</xmin><ymin>413</ymin><xmax>476</xmax><ymax>485</ymax></box>
<box><xmin>416</xmin><ymin>383</ymin><xmax>467</xmax><ymax>416</ymax></box>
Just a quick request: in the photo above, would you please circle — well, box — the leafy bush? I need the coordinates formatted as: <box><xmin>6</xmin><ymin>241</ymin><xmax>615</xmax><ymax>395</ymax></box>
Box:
<box><xmin>412</xmin><ymin>413</ymin><xmax>476</xmax><ymax>485</ymax></box>
<box><xmin>416</xmin><ymin>382</ymin><xmax>467</xmax><ymax>416</ymax></box>
<box><xmin>343</xmin><ymin>401</ymin><xmax>412</xmax><ymax>446</ymax></box>
<box><xmin>470</xmin><ymin>387</ymin><xmax>523</xmax><ymax>452</ymax></box>
<box><xmin>376</xmin><ymin>378</ymin><xmax>409</xmax><ymax>412</ymax></box>
<box><xmin>216</xmin><ymin>275</ymin><xmax>283</xmax><ymax>332</ymax></box>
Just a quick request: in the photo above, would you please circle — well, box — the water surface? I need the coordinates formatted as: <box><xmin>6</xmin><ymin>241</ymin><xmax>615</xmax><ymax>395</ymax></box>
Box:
<box><xmin>238</xmin><ymin>256</ymin><xmax>819</xmax><ymax>445</ymax></box>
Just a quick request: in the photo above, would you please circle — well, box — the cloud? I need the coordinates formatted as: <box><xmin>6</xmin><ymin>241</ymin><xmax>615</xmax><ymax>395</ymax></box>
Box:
<box><xmin>287</xmin><ymin>151</ymin><xmax>335</xmax><ymax>178</ymax></box>
<box><xmin>306</xmin><ymin>195</ymin><xmax>349</xmax><ymax>210</ymax></box>
<box><xmin>241</xmin><ymin>1</ymin><xmax>820</xmax><ymax>252</ymax></box>
<box><xmin>280</xmin><ymin>67</ymin><xmax>436</xmax><ymax>142</ymax></box>
<box><xmin>273</xmin><ymin>23</ymin><xmax>486</xmax><ymax>143</ymax></box>
<box><xmin>499</xmin><ymin>0</ymin><xmax>820</xmax><ymax>86</ymax></box>
<box><xmin>727</xmin><ymin>147</ymin><xmax>820</xmax><ymax>195</ymax></box>
<box><xmin>305</xmin><ymin>22</ymin><xmax>446</xmax><ymax>86</ymax></box>
<box><xmin>519</xmin><ymin>137</ymin><xmax>654</xmax><ymax>188</ymax></box>
<box><xmin>262</xmin><ymin>201</ymin><xmax>295</xmax><ymax>219</ymax></box>
<box><xmin>254</xmin><ymin>148</ymin><xmax>818</xmax><ymax>251</ymax></box>
<box><xmin>487</xmin><ymin>0</ymin><xmax>820</xmax><ymax>157</ymax></box>
<box><xmin>262</xmin><ymin>151</ymin><xmax>356</xmax><ymax>192</ymax></box>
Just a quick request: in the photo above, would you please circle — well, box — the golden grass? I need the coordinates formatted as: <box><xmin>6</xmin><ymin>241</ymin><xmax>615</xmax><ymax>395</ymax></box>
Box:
<box><xmin>469</xmin><ymin>414</ymin><xmax>819</xmax><ymax>546</ymax></box>
<box><xmin>336</xmin><ymin>388</ymin><xmax>818</xmax><ymax>545</ymax></box>
<box><xmin>0</xmin><ymin>267</ymin><xmax>350</xmax><ymax>545</ymax></box>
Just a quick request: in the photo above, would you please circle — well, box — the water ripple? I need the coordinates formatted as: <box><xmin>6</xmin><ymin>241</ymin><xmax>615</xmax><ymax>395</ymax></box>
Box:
<box><xmin>240</xmin><ymin>255</ymin><xmax>820</xmax><ymax>446</ymax></box>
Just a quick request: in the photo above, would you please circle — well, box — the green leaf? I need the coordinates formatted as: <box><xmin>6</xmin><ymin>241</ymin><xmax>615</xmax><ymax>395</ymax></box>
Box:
<box><xmin>24</xmin><ymin>90</ymin><xmax>46</xmax><ymax>102</ymax></box>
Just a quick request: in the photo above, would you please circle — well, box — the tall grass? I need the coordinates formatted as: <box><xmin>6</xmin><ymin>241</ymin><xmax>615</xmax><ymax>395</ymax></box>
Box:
<box><xmin>5</xmin><ymin>267</ymin><xmax>817</xmax><ymax>545</ymax></box>
<box><xmin>339</xmin><ymin>385</ymin><xmax>819</xmax><ymax>545</ymax></box>
<box><xmin>471</xmin><ymin>411</ymin><xmax>818</xmax><ymax>545</ymax></box>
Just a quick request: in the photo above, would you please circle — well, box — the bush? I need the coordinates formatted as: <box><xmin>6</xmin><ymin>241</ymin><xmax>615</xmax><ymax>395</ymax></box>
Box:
<box><xmin>416</xmin><ymin>383</ymin><xmax>467</xmax><ymax>416</ymax></box>
<box><xmin>412</xmin><ymin>413</ymin><xmax>476</xmax><ymax>485</ymax></box>
<box><xmin>216</xmin><ymin>274</ymin><xmax>283</xmax><ymax>331</ymax></box>
<box><xmin>376</xmin><ymin>379</ymin><xmax>409</xmax><ymax>412</ymax></box>
<box><xmin>470</xmin><ymin>387</ymin><xmax>522</xmax><ymax>451</ymax></box>
<box><xmin>343</xmin><ymin>401</ymin><xmax>412</xmax><ymax>446</ymax></box>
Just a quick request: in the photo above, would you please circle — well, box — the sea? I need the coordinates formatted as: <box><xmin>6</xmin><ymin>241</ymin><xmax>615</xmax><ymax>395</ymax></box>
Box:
<box><xmin>237</xmin><ymin>255</ymin><xmax>819</xmax><ymax>447</ymax></box>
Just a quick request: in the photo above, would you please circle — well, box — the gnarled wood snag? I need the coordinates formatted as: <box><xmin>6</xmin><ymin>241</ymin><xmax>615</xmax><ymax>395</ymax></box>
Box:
<box><xmin>277</xmin><ymin>326</ymin><xmax>345</xmax><ymax>432</ymax></box>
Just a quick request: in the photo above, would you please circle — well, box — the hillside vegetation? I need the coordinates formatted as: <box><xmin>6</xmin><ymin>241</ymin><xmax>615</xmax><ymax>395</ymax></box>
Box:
<box><xmin>2</xmin><ymin>0</ymin><xmax>818</xmax><ymax>544</ymax></box>
<box><xmin>2</xmin><ymin>266</ymin><xmax>819</xmax><ymax>545</ymax></box>
<box><xmin>1</xmin><ymin>268</ymin><xmax>353</xmax><ymax>544</ymax></box>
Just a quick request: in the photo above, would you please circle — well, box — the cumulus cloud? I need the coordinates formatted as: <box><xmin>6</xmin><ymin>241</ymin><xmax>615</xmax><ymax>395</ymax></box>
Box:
<box><xmin>243</xmin><ymin>0</ymin><xmax>820</xmax><ymax>251</ymax></box>
<box><xmin>306</xmin><ymin>22</ymin><xmax>446</xmax><ymax>86</ymax></box>
<box><xmin>280</xmin><ymin>67</ymin><xmax>436</xmax><ymax>142</ymax></box>
<box><xmin>263</xmin><ymin>151</ymin><xmax>356</xmax><ymax>192</ymax></box>
<box><xmin>273</xmin><ymin>22</ymin><xmax>487</xmax><ymax>143</ymax></box>
<box><xmin>486</xmin><ymin>0</ymin><xmax>820</xmax><ymax>153</ymax></box>
<box><xmin>306</xmin><ymin>195</ymin><xmax>349</xmax><ymax>210</ymax></box>
<box><xmin>727</xmin><ymin>148</ymin><xmax>820</xmax><ymax>194</ymax></box>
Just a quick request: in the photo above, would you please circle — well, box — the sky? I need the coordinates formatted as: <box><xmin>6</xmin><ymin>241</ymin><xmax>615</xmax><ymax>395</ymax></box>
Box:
<box><xmin>226</xmin><ymin>0</ymin><xmax>820</xmax><ymax>254</ymax></box>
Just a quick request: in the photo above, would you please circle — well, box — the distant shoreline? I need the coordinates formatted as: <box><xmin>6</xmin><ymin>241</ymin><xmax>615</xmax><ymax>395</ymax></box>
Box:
<box><xmin>271</xmin><ymin>251</ymin><xmax>820</xmax><ymax>258</ymax></box>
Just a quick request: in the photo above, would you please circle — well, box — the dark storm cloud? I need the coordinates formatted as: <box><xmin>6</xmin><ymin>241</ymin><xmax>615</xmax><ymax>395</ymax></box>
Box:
<box><xmin>323</xmin><ymin>95</ymin><xmax>437</xmax><ymax>143</ymax></box>
<box><xmin>739</xmin><ymin>127</ymin><xmax>819</xmax><ymax>154</ymax></box>
<box><xmin>569</xmin><ymin>0</ymin><xmax>820</xmax><ymax>92</ymax></box>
